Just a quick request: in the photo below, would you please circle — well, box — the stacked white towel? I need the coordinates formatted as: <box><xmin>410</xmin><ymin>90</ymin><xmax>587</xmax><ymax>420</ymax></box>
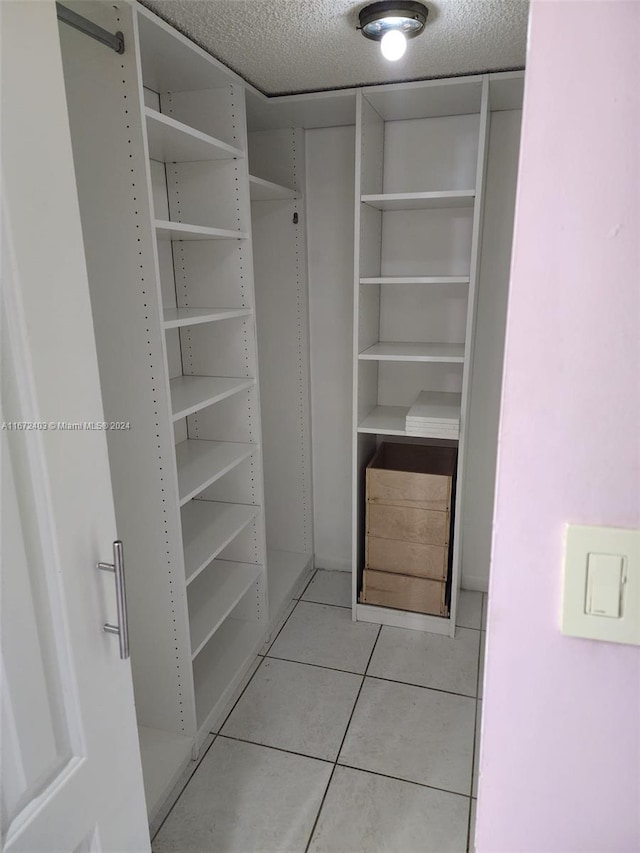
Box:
<box><xmin>405</xmin><ymin>390</ymin><xmax>461</xmax><ymax>439</ymax></box>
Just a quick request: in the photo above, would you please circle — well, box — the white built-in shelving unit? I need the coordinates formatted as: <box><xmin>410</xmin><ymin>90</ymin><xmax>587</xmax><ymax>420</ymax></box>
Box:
<box><xmin>352</xmin><ymin>77</ymin><xmax>490</xmax><ymax>636</ymax></box>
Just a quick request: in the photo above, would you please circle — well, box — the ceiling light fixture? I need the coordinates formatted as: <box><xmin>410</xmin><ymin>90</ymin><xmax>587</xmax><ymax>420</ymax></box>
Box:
<box><xmin>358</xmin><ymin>1</ymin><xmax>428</xmax><ymax>62</ymax></box>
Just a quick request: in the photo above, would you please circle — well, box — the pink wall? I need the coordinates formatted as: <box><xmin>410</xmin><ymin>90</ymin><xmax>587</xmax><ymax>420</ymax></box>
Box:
<box><xmin>478</xmin><ymin>2</ymin><xmax>640</xmax><ymax>851</ymax></box>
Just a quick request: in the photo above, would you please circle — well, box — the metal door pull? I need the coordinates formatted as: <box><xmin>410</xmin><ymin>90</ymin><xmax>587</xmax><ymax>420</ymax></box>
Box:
<box><xmin>97</xmin><ymin>540</ymin><xmax>130</xmax><ymax>659</ymax></box>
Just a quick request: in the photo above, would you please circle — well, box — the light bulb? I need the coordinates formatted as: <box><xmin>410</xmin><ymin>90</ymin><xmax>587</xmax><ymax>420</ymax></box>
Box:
<box><xmin>380</xmin><ymin>30</ymin><xmax>406</xmax><ymax>61</ymax></box>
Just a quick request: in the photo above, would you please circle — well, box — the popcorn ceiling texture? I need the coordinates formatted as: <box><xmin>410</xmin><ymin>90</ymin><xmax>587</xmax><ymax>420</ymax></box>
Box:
<box><xmin>140</xmin><ymin>0</ymin><xmax>528</xmax><ymax>95</ymax></box>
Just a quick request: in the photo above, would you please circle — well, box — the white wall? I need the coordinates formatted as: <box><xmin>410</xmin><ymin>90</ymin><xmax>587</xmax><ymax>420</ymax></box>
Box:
<box><xmin>305</xmin><ymin>125</ymin><xmax>355</xmax><ymax>571</ymax></box>
<box><xmin>462</xmin><ymin>109</ymin><xmax>522</xmax><ymax>591</ymax></box>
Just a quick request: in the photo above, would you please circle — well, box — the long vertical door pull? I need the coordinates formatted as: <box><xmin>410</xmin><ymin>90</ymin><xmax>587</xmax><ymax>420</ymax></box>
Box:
<box><xmin>97</xmin><ymin>540</ymin><xmax>130</xmax><ymax>659</ymax></box>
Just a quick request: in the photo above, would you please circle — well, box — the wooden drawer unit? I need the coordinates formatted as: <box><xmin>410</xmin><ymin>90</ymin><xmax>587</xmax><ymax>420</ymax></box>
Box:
<box><xmin>362</xmin><ymin>442</ymin><xmax>456</xmax><ymax>614</ymax></box>
<box><xmin>361</xmin><ymin>570</ymin><xmax>447</xmax><ymax>616</ymax></box>
<box><xmin>365</xmin><ymin>536</ymin><xmax>447</xmax><ymax>581</ymax></box>
<box><xmin>366</xmin><ymin>443</ymin><xmax>456</xmax><ymax>511</ymax></box>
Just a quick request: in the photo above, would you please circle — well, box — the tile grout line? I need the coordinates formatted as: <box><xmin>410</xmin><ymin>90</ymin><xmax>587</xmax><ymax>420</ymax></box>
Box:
<box><xmin>303</xmin><ymin>623</ymin><xmax>383</xmax><ymax>853</ymax></box>
<box><xmin>151</xmin><ymin>732</ymin><xmax>219</xmax><ymax>843</ymax></box>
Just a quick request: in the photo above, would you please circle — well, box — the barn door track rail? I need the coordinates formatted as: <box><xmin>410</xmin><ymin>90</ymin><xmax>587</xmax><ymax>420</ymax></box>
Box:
<box><xmin>56</xmin><ymin>2</ymin><xmax>125</xmax><ymax>54</ymax></box>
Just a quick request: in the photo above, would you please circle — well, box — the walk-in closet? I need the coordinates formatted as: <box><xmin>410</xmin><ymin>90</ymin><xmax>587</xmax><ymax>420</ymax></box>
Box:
<box><xmin>11</xmin><ymin>0</ymin><xmax>523</xmax><ymax>844</ymax></box>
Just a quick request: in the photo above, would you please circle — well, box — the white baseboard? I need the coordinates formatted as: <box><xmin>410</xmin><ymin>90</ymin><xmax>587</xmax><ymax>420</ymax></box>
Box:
<box><xmin>461</xmin><ymin>575</ymin><xmax>489</xmax><ymax>593</ymax></box>
<box><xmin>314</xmin><ymin>555</ymin><xmax>351</xmax><ymax>573</ymax></box>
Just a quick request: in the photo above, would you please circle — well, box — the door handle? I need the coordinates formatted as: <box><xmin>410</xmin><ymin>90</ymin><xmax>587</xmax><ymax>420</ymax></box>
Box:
<box><xmin>97</xmin><ymin>540</ymin><xmax>130</xmax><ymax>659</ymax></box>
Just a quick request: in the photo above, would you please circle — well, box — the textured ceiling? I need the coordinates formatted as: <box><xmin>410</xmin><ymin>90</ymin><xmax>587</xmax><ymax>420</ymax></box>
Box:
<box><xmin>140</xmin><ymin>0</ymin><xmax>528</xmax><ymax>96</ymax></box>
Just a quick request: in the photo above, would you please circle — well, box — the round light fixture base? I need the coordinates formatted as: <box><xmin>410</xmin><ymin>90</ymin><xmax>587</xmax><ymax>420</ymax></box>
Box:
<box><xmin>358</xmin><ymin>1</ymin><xmax>428</xmax><ymax>42</ymax></box>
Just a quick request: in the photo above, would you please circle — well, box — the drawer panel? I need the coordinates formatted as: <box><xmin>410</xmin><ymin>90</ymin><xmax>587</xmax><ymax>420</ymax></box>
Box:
<box><xmin>361</xmin><ymin>569</ymin><xmax>447</xmax><ymax>616</ymax></box>
<box><xmin>367</xmin><ymin>502</ymin><xmax>449</xmax><ymax>546</ymax></box>
<box><xmin>366</xmin><ymin>535</ymin><xmax>447</xmax><ymax>581</ymax></box>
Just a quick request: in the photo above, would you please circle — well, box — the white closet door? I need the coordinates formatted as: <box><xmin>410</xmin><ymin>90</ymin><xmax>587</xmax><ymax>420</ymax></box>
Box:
<box><xmin>1</xmin><ymin>2</ymin><xmax>149</xmax><ymax>850</ymax></box>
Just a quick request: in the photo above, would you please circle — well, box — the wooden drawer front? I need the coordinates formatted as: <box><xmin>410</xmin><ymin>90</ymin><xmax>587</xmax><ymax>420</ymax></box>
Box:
<box><xmin>366</xmin><ymin>535</ymin><xmax>447</xmax><ymax>581</ymax></box>
<box><xmin>367</xmin><ymin>502</ymin><xmax>449</xmax><ymax>546</ymax></box>
<box><xmin>367</xmin><ymin>467</ymin><xmax>452</xmax><ymax>511</ymax></box>
<box><xmin>362</xmin><ymin>570</ymin><xmax>446</xmax><ymax>616</ymax></box>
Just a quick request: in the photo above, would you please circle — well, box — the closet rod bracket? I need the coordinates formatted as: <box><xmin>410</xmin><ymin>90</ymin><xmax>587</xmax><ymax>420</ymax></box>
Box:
<box><xmin>56</xmin><ymin>2</ymin><xmax>125</xmax><ymax>54</ymax></box>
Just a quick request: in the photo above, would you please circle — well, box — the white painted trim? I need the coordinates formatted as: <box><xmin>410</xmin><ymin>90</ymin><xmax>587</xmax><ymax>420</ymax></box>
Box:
<box><xmin>314</xmin><ymin>557</ymin><xmax>352</xmax><ymax>573</ymax></box>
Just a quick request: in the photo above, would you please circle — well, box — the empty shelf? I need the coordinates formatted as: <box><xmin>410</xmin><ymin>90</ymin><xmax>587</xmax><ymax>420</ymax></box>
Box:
<box><xmin>358</xmin><ymin>406</ymin><xmax>410</xmax><ymax>436</ymax></box>
<box><xmin>249</xmin><ymin>175</ymin><xmax>300</xmax><ymax>201</ymax></box>
<box><xmin>360</xmin><ymin>276</ymin><xmax>470</xmax><ymax>285</ymax></box>
<box><xmin>188</xmin><ymin>560</ymin><xmax>263</xmax><ymax>659</ymax></box>
<box><xmin>361</xmin><ymin>191</ymin><xmax>475</xmax><ymax>211</ymax></box>
<box><xmin>193</xmin><ymin>614</ymin><xmax>264</xmax><ymax>731</ymax></box>
<box><xmin>162</xmin><ymin>307</ymin><xmax>252</xmax><ymax>329</ymax></box>
<box><xmin>182</xmin><ymin>499</ymin><xmax>260</xmax><ymax>585</ymax></box>
<box><xmin>176</xmin><ymin>439</ymin><xmax>256</xmax><ymax>506</ymax></box>
<box><xmin>170</xmin><ymin>376</ymin><xmax>254</xmax><ymax>421</ymax></box>
<box><xmin>358</xmin><ymin>342</ymin><xmax>465</xmax><ymax>362</ymax></box>
<box><xmin>155</xmin><ymin>220</ymin><xmax>248</xmax><ymax>241</ymax></box>
<box><xmin>145</xmin><ymin>107</ymin><xmax>244</xmax><ymax>163</ymax></box>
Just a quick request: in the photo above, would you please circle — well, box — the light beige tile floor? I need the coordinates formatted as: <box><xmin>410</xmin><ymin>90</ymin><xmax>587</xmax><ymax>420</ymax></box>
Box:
<box><xmin>153</xmin><ymin>571</ymin><xmax>486</xmax><ymax>853</ymax></box>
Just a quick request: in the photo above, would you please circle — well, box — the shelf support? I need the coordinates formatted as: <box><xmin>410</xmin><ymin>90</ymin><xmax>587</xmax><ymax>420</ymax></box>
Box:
<box><xmin>56</xmin><ymin>3</ymin><xmax>125</xmax><ymax>54</ymax></box>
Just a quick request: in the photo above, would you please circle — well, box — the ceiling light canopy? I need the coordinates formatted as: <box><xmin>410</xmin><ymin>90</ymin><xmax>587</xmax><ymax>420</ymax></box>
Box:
<box><xmin>359</xmin><ymin>1</ymin><xmax>428</xmax><ymax>62</ymax></box>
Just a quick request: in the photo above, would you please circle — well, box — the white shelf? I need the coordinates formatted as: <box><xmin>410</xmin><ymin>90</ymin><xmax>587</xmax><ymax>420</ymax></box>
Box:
<box><xmin>193</xmin><ymin>614</ymin><xmax>264</xmax><ymax>730</ymax></box>
<box><xmin>358</xmin><ymin>406</ymin><xmax>410</xmax><ymax>436</ymax></box>
<box><xmin>188</xmin><ymin>560</ymin><xmax>263</xmax><ymax>659</ymax></box>
<box><xmin>267</xmin><ymin>549</ymin><xmax>313</xmax><ymax>620</ymax></box>
<box><xmin>155</xmin><ymin>220</ymin><xmax>248</xmax><ymax>241</ymax></box>
<box><xmin>145</xmin><ymin>107</ymin><xmax>244</xmax><ymax>163</ymax></box>
<box><xmin>138</xmin><ymin>726</ymin><xmax>192</xmax><ymax>821</ymax></box>
<box><xmin>176</xmin><ymin>439</ymin><xmax>256</xmax><ymax>506</ymax></box>
<box><xmin>358</xmin><ymin>342</ymin><xmax>465</xmax><ymax>363</ymax></box>
<box><xmin>360</xmin><ymin>276</ymin><xmax>470</xmax><ymax>285</ymax></box>
<box><xmin>361</xmin><ymin>191</ymin><xmax>475</xmax><ymax>211</ymax></box>
<box><xmin>249</xmin><ymin>175</ymin><xmax>300</xmax><ymax>201</ymax></box>
<box><xmin>170</xmin><ymin>376</ymin><xmax>255</xmax><ymax>421</ymax></box>
<box><xmin>182</xmin><ymin>499</ymin><xmax>260</xmax><ymax>585</ymax></box>
<box><xmin>162</xmin><ymin>307</ymin><xmax>252</xmax><ymax>329</ymax></box>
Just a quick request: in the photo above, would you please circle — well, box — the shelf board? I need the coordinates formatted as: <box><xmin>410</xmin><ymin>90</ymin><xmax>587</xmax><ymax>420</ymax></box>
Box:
<box><xmin>361</xmin><ymin>191</ymin><xmax>475</xmax><ymax>211</ymax></box>
<box><xmin>138</xmin><ymin>726</ymin><xmax>192</xmax><ymax>821</ymax></box>
<box><xmin>193</xmin><ymin>614</ymin><xmax>264</xmax><ymax>730</ymax></box>
<box><xmin>358</xmin><ymin>406</ymin><xmax>410</xmax><ymax>436</ymax></box>
<box><xmin>188</xmin><ymin>560</ymin><xmax>263</xmax><ymax>659</ymax></box>
<box><xmin>249</xmin><ymin>175</ymin><xmax>300</xmax><ymax>201</ymax></box>
<box><xmin>176</xmin><ymin>439</ymin><xmax>256</xmax><ymax>506</ymax></box>
<box><xmin>182</xmin><ymin>499</ymin><xmax>260</xmax><ymax>585</ymax></box>
<box><xmin>145</xmin><ymin>107</ymin><xmax>244</xmax><ymax>163</ymax></box>
<box><xmin>360</xmin><ymin>276</ymin><xmax>470</xmax><ymax>285</ymax></box>
<box><xmin>358</xmin><ymin>342</ymin><xmax>465</xmax><ymax>363</ymax></box>
<box><xmin>170</xmin><ymin>375</ymin><xmax>254</xmax><ymax>421</ymax></box>
<box><xmin>162</xmin><ymin>307</ymin><xmax>252</xmax><ymax>329</ymax></box>
<box><xmin>155</xmin><ymin>220</ymin><xmax>248</xmax><ymax>241</ymax></box>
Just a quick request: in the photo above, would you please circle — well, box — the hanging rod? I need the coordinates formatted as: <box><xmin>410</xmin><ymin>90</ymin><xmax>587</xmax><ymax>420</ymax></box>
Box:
<box><xmin>56</xmin><ymin>2</ymin><xmax>125</xmax><ymax>54</ymax></box>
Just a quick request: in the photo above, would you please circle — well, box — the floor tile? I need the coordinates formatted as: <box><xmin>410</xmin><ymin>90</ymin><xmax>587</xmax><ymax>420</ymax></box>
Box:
<box><xmin>368</xmin><ymin>625</ymin><xmax>480</xmax><ymax>697</ymax></box>
<box><xmin>221</xmin><ymin>657</ymin><xmax>362</xmax><ymax>761</ymax></box>
<box><xmin>153</xmin><ymin>738</ymin><xmax>332</xmax><ymax>853</ymax></box>
<box><xmin>308</xmin><ymin>766</ymin><xmax>469</xmax><ymax>853</ymax></box>
<box><xmin>473</xmin><ymin>701</ymin><xmax>482</xmax><ymax>797</ymax></box>
<box><xmin>268</xmin><ymin>601</ymin><xmax>379</xmax><ymax>674</ymax></box>
<box><xmin>478</xmin><ymin>633</ymin><xmax>486</xmax><ymax>698</ymax></box>
<box><xmin>469</xmin><ymin>798</ymin><xmax>477</xmax><ymax>852</ymax></box>
<box><xmin>213</xmin><ymin>657</ymin><xmax>264</xmax><ymax>733</ymax></box>
<box><xmin>302</xmin><ymin>569</ymin><xmax>352</xmax><ymax>608</ymax></box>
<box><xmin>339</xmin><ymin>678</ymin><xmax>475</xmax><ymax>795</ymax></box>
<box><xmin>456</xmin><ymin>590</ymin><xmax>483</xmax><ymax>630</ymax></box>
<box><xmin>260</xmin><ymin>599</ymin><xmax>297</xmax><ymax>655</ymax></box>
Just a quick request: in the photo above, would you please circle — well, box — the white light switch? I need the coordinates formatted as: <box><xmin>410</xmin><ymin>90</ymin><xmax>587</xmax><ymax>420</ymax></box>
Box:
<box><xmin>562</xmin><ymin>524</ymin><xmax>640</xmax><ymax>645</ymax></box>
<box><xmin>585</xmin><ymin>553</ymin><xmax>623</xmax><ymax>617</ymax></box>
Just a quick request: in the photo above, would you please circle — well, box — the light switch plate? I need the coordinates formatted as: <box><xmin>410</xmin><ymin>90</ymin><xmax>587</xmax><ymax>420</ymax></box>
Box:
<box><xmin>562</xmin><ymin>524</ymin><xmax>640</xmax><ymax>645</ymax></box>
